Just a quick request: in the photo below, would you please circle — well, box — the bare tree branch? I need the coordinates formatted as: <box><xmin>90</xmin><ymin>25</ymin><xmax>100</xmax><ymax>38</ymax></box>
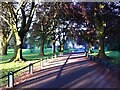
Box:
<box><xmin>7</xmin><ymin>30</ymin><xmax>13</xmax><ymax>43</ymax></box>
<box><xmin>1</xmin><ymin>15</ymin><xmax>12</xmax><ymax>27</ymax></box>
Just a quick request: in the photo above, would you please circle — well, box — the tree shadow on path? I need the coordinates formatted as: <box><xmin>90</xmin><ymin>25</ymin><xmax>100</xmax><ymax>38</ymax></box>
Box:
<box><xmin>13</xmin><ymin>53</ymin><xmax>119</xmax><ymax>89</ymax></box>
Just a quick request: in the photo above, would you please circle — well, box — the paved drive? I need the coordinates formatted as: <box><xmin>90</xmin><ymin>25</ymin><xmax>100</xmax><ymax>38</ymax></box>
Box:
<box><xmin>13</xmin><ymin>52</ymin><xmax>119</xmax><ymax>89</ymax></box>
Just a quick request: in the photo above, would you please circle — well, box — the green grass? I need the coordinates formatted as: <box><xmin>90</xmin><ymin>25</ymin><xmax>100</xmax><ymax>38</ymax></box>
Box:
<box><xmin>0</xmin><ymin>48</ymin><xmax>72</xmax><ymax>86</ymax></box>
<box><xmin>0</xmin><ymin>48</ymin><xmax>119</xmax><ymax>86</ymax></box>
<box><xmin>106</xmin><ymin>51</ymin><xmax>120</xmax><ymax>64</ymax></box>
<box><xmin>0</xmin><ymin>48</ymin><xmax>52</xmax><ymax>62</ymax></box>
<box><xmin>89</xmin><ymin>49</ymin><xmax>120</xmax><ymax>65</ymax></box>
<box><xmin>0</xmin><ymin>61</ymin><xmax>29</xmax><ymax>86</ymax></box>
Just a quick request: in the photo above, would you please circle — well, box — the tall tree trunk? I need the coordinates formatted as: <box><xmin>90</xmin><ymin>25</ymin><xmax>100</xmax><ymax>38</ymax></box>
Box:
<box><xmin>61</xmin><ymin>44</ymin><xmax>64</xmax><ymax>52</ymax></box>
<box><xmin>11</xmin><ymin>33</ymin><xmax>25</xmax><ymax>62</ymax></box>
<box><xmin>52</xmin><ymin>32</ymin><xmax>56</xmax><ymax>54</ymax></box>
<box><xmin>88</xmin><ymin>42</ymin><xmax>93</xmax><ymax>53</ymax></box>
<box><xmin>58</xmin><ymin>35</ymin><xmax>62</xmax><ymax>52</ymax></box>
<box><xmin>61</xmin><ymin>38</ymin><xmax>65</xmax><ymax>52</ymax></box>
<box><xmin>1</xmin><ymin>41</ymin><xmax>7</xmax><ymax>55</ymax></box>
<box><xmin>52</xmin><ymin>40</ymin><xmax>56</xmax><ymax>54</ymax></box>
<box><xmin>1</xmin><ymin>30</ymin><xmax>13</xmax><ymax>55</ymax></box>
<box><xmin>13</xmin><ymin>43</ymin><xmax>23</xmax><ymax>61</ymax></box>
<box><xmin>97</xmin><ymin>32</ymin><xmax>106</xmax><ymax>58</ymax></box>
<box><xmin>14</xmin><ymin>34</ymin><xmax>17</xmax><ymax>54</ymax></box>
<box><xmin>40</xmin><ymin>39</ymin><xmax>44</xmax><ymax>56</ymax></box>
<box><xmin>59</xmin><ymin>42</ymin><xmax>62</xmax><ymax>52</ymax></box>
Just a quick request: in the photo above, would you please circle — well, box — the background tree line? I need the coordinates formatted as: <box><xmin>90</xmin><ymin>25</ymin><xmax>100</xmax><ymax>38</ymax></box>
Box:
<box><xmin>0</xmin><ymin>1</ymin><xmax>120</xmax><ymax>62</ymax></box>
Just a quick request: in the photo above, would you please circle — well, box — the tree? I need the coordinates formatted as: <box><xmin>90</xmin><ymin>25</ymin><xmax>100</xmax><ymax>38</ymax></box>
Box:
<box><xmin>0</xmin><ymin>3</ymin><xmax>13</xmax><ymax>55</ymax></box>
<box><xmin>1</xmin><ymin>1</ymin><xmax>35</xmax><ymax>61</ymax></box>
<box><xmin>57</xmin><ymin>2</ymin><xmax>82</xmax><ymax>52</ymax></box>
<box><xmin>0</xmin><ymin>29</ymin><xmax>13</xmax><ymax>56</ymax></box>
<box><xmin>93</xmin><ymin>2</ymin><xmax>120</xmax><ymax>58</ymax></box>
<box><xmin>105</xmin><ymin>2</ymin><xmax>120</xmax><ymax>51</ymax></box>
<box><xmin>32</xmin><ymin>2</ymin><xmax>61</xmax><ymax>56</ymax></box>
<box><xmin>80</xmin><ymin>28</ymin><xmax>97</xmax><ymax>53</ymax></box>
<box><xmin>56</xmin><ymin>20</ymin><xmax>70</xmax><ymax>52</ymax></box>
<box><xmin>59</xmin><ymin>2</ymin><xmax>120</xmax><ymax>58</ymax></box>
<box><xmin>65</xmin><ymin>2</ymin><xmax>119</xmax><ymax>58</ymax></box>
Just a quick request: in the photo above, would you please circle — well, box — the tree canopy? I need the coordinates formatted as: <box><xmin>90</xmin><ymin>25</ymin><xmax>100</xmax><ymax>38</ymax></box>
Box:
<box><xmin>0</xmin><ymin>1</ymin><xmax>120</xmax><ymax>61</ymax></box>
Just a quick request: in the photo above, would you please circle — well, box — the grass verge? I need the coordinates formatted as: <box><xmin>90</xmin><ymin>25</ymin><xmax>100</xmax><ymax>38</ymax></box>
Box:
<box><xmin>0</xmin><ymin>48</ymin><xmax>71</xmax><ymax>86</ymax></box>
<box><xmin>89</xmin><ymin>49</ymin><xmax>120</xmax><ymax>65</ymax></box>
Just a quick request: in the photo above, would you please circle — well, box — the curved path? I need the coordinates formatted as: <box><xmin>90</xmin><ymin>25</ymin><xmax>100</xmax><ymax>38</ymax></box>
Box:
<box><xmin>13</xmin><ymin>52</ymin><xmax>119</xmax><ymax>89</ymax></box>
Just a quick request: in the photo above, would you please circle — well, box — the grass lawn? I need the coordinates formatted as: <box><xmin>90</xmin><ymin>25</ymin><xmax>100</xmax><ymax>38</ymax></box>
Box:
<box><xmin>0</xmin><ymin>48</ymin><xmax>72</xmax><ymax>86</ymax></box>
<box><xmin>90</xmin><ymin>49</ymin><xmax>120</xmax><ymax>65</ymax></box>
<box><xmin>1</xmin><ymin>48</ymin><xmax>119</xmax><ymax>86</ymax></box>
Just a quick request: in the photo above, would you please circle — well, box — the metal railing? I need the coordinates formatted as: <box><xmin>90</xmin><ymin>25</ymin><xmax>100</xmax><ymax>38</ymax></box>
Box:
<box><xmin>0</xmin><ymin>50</ymin><xmax>87</xmax><ymax>88</ymax></box>
<box><xmin>0</xmin><ymin>53</ymin><xmax>60</xmax><ymax>88</ymax></box>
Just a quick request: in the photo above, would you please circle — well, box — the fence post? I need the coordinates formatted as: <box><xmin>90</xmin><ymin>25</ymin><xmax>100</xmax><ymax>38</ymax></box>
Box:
<box><xmin>55</xmin><ymin>54</ymin><xmax>57</xmax><ymax>58</ymax></box>
<box><xmin>8</xmin><ymin>71</ymin><xmax>14</xmax><ymax>88</ymax></box>
<box><xmin>40</xmin><ymin>59</ymin><xmax>42</xmax><ymax>68</ymax></box>
<box><xmin>47</xmin><ymin>57</ymin><xmax>50</xmax><ymax>62</ymax></box>
<box><xmin>46</xmin><ymin>58</ymin><xmax>48</xmax><ymax>62</ymax></box>
<box><xmin>42</xmin><ymin>58</ymin><xmax>44</xmax><ymax>66</ymax></box>
<box><xmin>60</xmin><ymin>52</ymin><xmax>63</xmax><ymax>56</ymax></box>
<box><xmin>52</xmin><ymin>56</ymin><xmax>54</xmax><ymax>61</ymax></box>
<box><xmin>59</xmin><ymin>52</ymin><xmax>61</xmax><ymax>56</ymax></box>
<box><xmin>85</xmin><ymin>52</ymin><xmax>88</xmax><ymax>57</ymax></box>
<box><xmin>29</xmin><ymin>63</ymin><xmax>33</xmax><ymax>74</ymax></box>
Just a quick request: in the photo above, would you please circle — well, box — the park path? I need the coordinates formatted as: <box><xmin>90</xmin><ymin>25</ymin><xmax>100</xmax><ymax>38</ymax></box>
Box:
<box><xmin>13</xmin><ymin>52</ymin><xmax>119</xmax><ymax>89</ymax></box>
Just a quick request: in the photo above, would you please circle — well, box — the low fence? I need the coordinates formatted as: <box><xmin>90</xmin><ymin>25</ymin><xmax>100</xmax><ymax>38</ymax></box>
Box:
<box><xmin>0</xmin><ymin>52</ymin><xmax>64</xmax><ymax>88</ymax></box>
<box><xmin>3</xmin><ymin>51</ymin><xmax>117</xmax><ymax>88</ymax></box>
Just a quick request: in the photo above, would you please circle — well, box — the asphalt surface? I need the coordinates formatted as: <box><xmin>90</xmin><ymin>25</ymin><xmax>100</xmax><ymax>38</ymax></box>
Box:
<box><xmin>13</xmin><ymin>52</ymin><xmax>119</xmax><ymax>89</ymax></box>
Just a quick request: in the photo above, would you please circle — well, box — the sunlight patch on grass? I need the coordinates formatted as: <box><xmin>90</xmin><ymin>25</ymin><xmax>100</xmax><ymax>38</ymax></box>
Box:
<box><xmin>0</xmin><ymin>60</ymin><xmax>40</xmax><ymax>86</ymax></box>
<box><xmin>89</xmin><ymin>49</ymin><xmax>120</xmax><ymax>65</ymax></box>
<box><xmin>0</xmin><ymin>48</ymin><xmax>72</xmax><ymax>86</ymax></box>
<box><xmin>106</xmin><ymin>51</ymin><xmax>120</xmax><ymax>64</ymax></box>
<box><xmin>105</xmin><ymin>51</ymin><xmax>111</xmax><ymax>54</ymax></box>
<box><xmin>89</xmin><ymin>52</ymin><xmax>98</xmax><ymax>56</ymax></box>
